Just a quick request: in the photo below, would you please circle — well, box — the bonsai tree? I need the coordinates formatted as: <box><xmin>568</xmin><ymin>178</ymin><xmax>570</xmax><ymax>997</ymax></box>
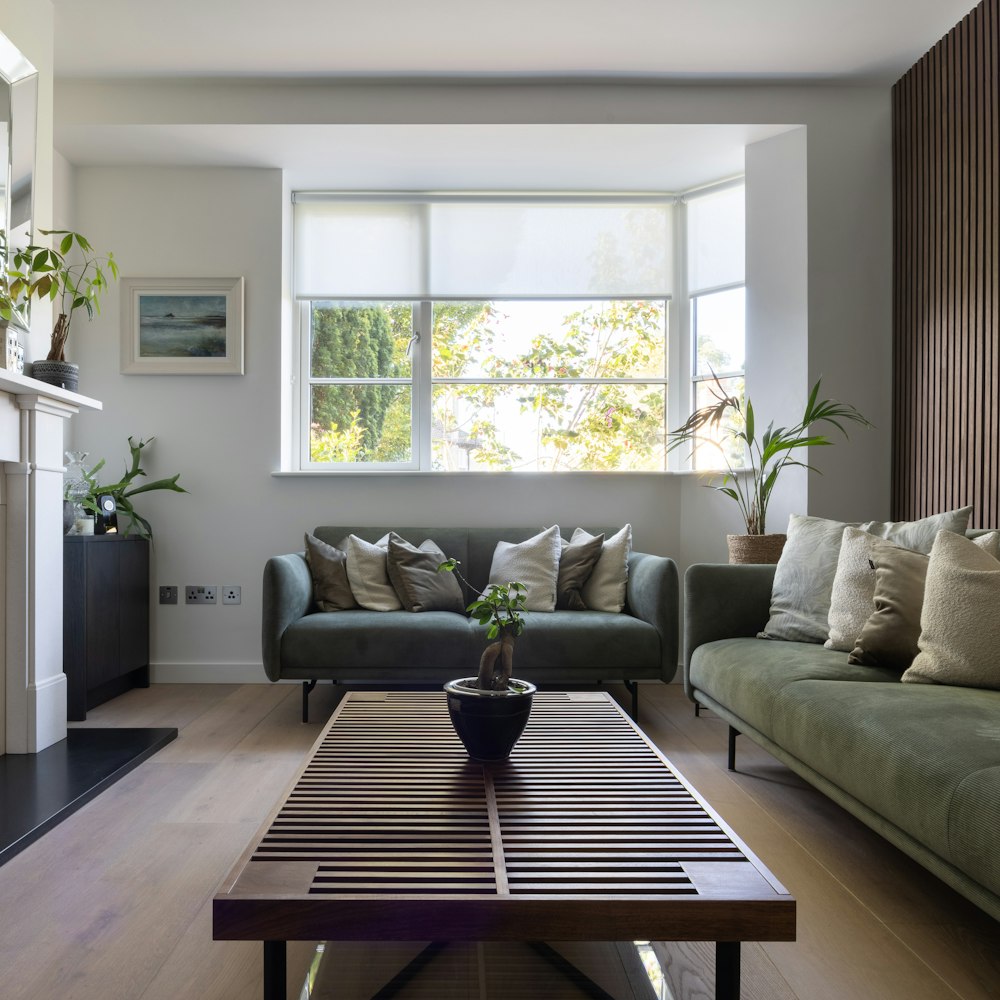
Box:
<box><xmin>9</xmin><ymin>229</ymin><xmax>119</xmax><ymax>361</ymax></box>
<box><xmin>667</xmin><ymin>372</ymin><xmax>871</xmax><ymax>536</ymax></box>
<box><xmin>80</xmin><ymin>435</ymin><xmax>186</xmax><ymax>539</ymax></box>
<box><xmin>439</xmin><ymin>558</ymin><xmax>526</xmax><ymax>690</ymax></box>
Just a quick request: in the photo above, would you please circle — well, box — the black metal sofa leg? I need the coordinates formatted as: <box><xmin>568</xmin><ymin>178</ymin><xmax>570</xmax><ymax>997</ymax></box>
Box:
<box><xmin>728</xmin><ymin>725</ymin><xmax>738</xmax><ymax>771</ymax></box>
<box><xmin>622</xmin><ymin>680</ymin><xmax>639</xmax><ymax>723</ymax></box>
<box><xmin>302</xmin><ymin>679</ymin><xmax>317</xmax><ymax>723</ymax></box>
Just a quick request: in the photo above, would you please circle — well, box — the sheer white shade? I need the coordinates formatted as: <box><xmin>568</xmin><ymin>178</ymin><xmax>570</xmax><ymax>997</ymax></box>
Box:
<box><xmin>686</xmin><ymin>185</ymin><xmax>746</xmax><ymax>292</ymax></box>
<box><xmin>294</xmin><ymin>197</ymin><xmax>674</xmax><ymax>298</ymax></box>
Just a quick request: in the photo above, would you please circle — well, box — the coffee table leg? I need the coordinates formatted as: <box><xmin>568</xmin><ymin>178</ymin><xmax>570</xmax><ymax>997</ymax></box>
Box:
<box><xmin>715</xmin><ymin>941</ymin><xmax>740</xmax><ymax>1000</ymax></box>
<box><xmin>263</xmin><ymin>940</ymin><xmax>287</xmax><ymax>1000</ymax></box>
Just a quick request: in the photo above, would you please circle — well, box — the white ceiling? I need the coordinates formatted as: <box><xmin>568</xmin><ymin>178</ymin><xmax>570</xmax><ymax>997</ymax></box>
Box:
<box><xmin>47</xmin><ymin>0</ymin><xmax>978</xmax><ymax>190</ymax></box>
<box><xmin>52</xmin><ymin>0</ymin><xmax>976</xmax><ymax>81</ymax></box>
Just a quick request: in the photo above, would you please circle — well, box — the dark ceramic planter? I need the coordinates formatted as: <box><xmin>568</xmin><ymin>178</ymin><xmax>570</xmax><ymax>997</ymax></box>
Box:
<box><xmin>444</xmin><ymin>678</ymin><xmax>536</xmax><ymax>762</ymax></box>
<box><xmin>30</xmin><ymin>360</ymin><xmax>79</xmax><ymax>393</ymax></box>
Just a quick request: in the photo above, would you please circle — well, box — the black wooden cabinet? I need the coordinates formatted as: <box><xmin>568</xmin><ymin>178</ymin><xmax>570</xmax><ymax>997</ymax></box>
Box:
<box><xmin>63</xmin><ymin>536</ymin><xmax>150</xmax><ymax>721</ymax></box>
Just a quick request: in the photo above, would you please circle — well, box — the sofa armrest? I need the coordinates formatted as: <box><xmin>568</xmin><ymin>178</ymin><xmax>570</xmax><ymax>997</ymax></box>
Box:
<box><xmin>683</xmin><ymin>563</ymin><xmax>776</xmax><ymax>699</ymax></box>
<box><xmin>261</xmin><ymin>552</ymin><xmax>313</xmax><ymax>682</ymax></box>
<box><xmin>626</xmin><ymin>552</ymin><xmax>680</xmax><ymax>683</ymax></box>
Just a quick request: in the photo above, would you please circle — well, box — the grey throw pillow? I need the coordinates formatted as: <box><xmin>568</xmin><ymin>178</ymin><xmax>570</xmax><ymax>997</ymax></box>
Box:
<box><xmin>386</xmin><ymin>533</ymin><xmax>465</xmax><ymax>613</ymax></box>
<box><xmin>303</xmin><ymin>532</ymin><xmax>357</xmax><ymax>611</ymax></box>
<box><xmin>556</xmin><ymin>532</ymin><xmax>604</xmax><ymax>610</ymax></box>
<box><xmin>574</xmin><ymin>525</ymin><xmax>632</xmax><ymax>613</ymax></box>
<box><xmin>340</xmin><ymin>533</ymin><xmax>403</xmax><ymax>611</ymax></box>
<box><xmin>487</xmin><ymin>526</ymin><xmax>561</xmax><ymax>612</ymax></box>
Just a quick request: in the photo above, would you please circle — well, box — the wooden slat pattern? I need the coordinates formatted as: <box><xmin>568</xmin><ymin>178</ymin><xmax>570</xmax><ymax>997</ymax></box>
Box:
<box><xmin>892</xmin><ymin>0</ymin><xmax>1000</xmax><ymax>525</ymax></box>
<box><xmin>215</xmin><ymin>691</ymin><xmax>794</xmax><ymax>944</ymax></box>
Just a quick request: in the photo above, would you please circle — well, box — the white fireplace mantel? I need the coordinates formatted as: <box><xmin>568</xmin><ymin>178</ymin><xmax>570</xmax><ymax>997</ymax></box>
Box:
<box><xmin>0</xmin><ymin>368</ymin><xmax>102</xmax><ymax>755</ymax></box>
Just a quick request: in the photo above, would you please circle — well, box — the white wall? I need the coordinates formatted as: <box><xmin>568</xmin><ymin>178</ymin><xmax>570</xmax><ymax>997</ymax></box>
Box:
<box><xmin>61</xmin><ymin>80</ymin><xmax>892</xmax><ymax>680</ymax></box>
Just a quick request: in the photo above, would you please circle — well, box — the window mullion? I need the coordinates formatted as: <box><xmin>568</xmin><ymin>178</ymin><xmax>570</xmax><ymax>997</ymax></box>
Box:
<box><xmin>415</xmin><ymin>301</ymin><xmax>433</xmax><ymax>470</ymax></box>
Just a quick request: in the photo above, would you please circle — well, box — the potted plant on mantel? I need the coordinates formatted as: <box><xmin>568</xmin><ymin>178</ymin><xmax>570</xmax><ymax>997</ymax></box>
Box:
<box><xmin>9</xmin><ymin>228</ymin><xmax>119</xmax><ymax>392</ymax></box>
<box><xmin>667</xmin><ymin>373</ymin><xmax>871</xmax><ymax>564</ymax></box>
<box><xmin>438</xmin><ymin>558</ymin><xmax>536</xmax><ymax>762</ymax></box>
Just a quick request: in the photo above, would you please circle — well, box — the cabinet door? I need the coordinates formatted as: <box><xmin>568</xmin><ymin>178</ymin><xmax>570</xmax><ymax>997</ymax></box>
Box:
<box><xmin>85</xmin><ymin>542</ymin><xmax>122</xmax><ymax>689</ymax></box>
<box><xmin>119</xmin><ymin>540</ymin><xmax>150</xmax><ymax>672</ymax></box>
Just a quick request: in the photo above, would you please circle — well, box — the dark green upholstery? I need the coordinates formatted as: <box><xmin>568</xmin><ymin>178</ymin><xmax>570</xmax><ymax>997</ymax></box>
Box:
<box><xmin>262</xmin><ymin>525</ymin><xmax>679</xmax><ymax>689</ymax></box>
<box><xmin>684</xmin><ymin>561</ymin><xmax>1000</xmax><ymax>922</ymax></box>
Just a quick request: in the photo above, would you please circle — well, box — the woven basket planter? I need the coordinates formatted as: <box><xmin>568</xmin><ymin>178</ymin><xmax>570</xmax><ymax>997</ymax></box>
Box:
<box><xmin>727</xmin><ymin>533</ymin><xmax>787</xmax><ymax>565</ymax></box>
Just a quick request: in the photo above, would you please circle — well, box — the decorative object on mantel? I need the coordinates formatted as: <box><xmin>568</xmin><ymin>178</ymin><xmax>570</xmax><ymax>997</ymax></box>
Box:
<box><xmin>74</xmin><ymin>435</ymin><xmax>187</xmax><ymax>539</ymax></box>
<box><xmin>438</xmin><ymin>558</ymin><xmax>536</xmax><ymax>761</ymax></box>
<box><xmin>119</xmin><ymin>276</ymin><xmax>244</xmax><ymax>375</ymax></box>
<box><xmin>10</xmin><ymin>229</ymin><xmax>119</xmax><ymax>392</ymax></box>
<box><xmin>667</xmin><ymin>372</ymin><xmax>872</xmax><ymax>564</ymax></box>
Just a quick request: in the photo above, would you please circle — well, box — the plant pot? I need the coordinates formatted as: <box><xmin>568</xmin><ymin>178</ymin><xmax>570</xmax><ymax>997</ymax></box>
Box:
<box><xmin>727</xmin><ymin>533</ymin><xmax>787</xmax><ymax>564</ymax></box>
<box><xmin>30</xmin><ymin>360</ymin><xmax>79</xmax><ymax>392</ymax></box>
<box><xmin>444</xmin><ymin>677</ymin><xmax>536</xmax><ymax>762</ymax></box>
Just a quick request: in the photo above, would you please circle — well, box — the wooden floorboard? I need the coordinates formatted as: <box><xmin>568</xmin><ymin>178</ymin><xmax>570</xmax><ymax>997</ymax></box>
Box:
<box><xmin>0</xmin><ymin>680</ymin><xmax>995</xmax><ymax>1000</ymax></box>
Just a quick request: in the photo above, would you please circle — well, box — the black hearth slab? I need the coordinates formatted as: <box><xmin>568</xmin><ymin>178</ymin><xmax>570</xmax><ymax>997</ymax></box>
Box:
<box><xmin>0</xmin><ymin>727</ymin><xmax>177</xmax><ymax>867</ymax></box>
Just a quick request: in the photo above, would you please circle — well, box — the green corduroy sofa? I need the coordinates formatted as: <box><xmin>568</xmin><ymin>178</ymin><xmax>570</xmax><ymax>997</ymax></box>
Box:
<box><xmin>263</xmin><ymin>525</ymin><xmax>679</xmax><ymax>722</ymax></box>
<box><xmin>684</xmin><ymin>562</ymin><xmax>1000</xmax><ymax>922</ymax></box>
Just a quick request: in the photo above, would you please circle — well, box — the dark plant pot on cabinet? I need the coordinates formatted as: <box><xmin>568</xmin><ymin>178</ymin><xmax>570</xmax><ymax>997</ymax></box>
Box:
<box><xmin>30</xmin><ymin>359</ymin><xmax>79</xmax><ymax>392</ymax></box>
<box><xmin>444</xmin><ymin>678</ymin><xmax>536</xmax><ymax>762</ymax></box>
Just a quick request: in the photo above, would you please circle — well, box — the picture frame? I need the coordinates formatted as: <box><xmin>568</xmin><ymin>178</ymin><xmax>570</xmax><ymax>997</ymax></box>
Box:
<box><xmin>120</xmin><ymin>276</ymin><xmax>244</xmax><ymax>375</ymax></box>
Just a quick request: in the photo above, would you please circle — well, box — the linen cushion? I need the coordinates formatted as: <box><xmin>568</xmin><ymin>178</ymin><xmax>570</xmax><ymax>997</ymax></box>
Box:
<box><xmin>303</xmin><ymin>532</ymin><xmax>357</xmax><ymax>611</ymax></box>
<box><xmin>386</xmin><ymin>532</ymin><xmax>465</xmax><ymax>613</ymax></box>
<box><xmin>824</xmin><ymin>527</ymin><xmax>889</xmax><ymax>652</ymax></box>
<box><xmin>761</xmin><ymin>508</ymin><xmax>972</xmax><ymax>643</ymax></box>
<box><xmin>340</xmin><ymin>533</ymin><xmax>403</xmax><ymax>611</ymax></box>
<box><xmin>575</xmin><ymin>524</ymin><xmax>632</xmax><ymax>613</ymax></box>
<box><xmin>487</xmin><ymin>525</ymin><xmax>561</xmax><ymax>612</ymax></box>
<box><xmin>902</xmin><ymin>531</ymin><xmax>1000</xmax><ymax>689</ymax></box>
<box><xmin>556</xmin><ymin>532</ymin><xmax>605</xmax><ymax>610</ymax></box>
<box><xmin>848</xmin><ymin>542</ymin><xmax>929</xmax><ymax>669</ymax></box>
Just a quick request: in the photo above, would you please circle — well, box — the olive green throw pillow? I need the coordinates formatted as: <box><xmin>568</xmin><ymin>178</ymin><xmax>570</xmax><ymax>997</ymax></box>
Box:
<box><xmin>848</xmin><ymin>542</ymin><xmax>929</xmax><ymax>670</ymax></box>
<box><xmin>902</xmin><ymin>531</ymin><xmax>1000</xmax><ymax>689</ymax></box>
<box><xmin>556</xmin><ymin>532</ymin><xmax>604</xmax><ymax>610</ymax></box>
<box><xmin>304</xmin><ymin>532</ymin><xmax>357</xmax><ymax>612</ymax></box>
<box><xmin>386</xmin><ymin>533</ymin><xmax>465</xmax><ymax>613</ymax></box>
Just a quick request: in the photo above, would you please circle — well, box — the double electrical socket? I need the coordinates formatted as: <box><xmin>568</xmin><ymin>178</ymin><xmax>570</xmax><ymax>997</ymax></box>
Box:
<box><xmin>185</xmin><ymin>585</ymin><xmax>217</xmax><ymax>604</ymax></box>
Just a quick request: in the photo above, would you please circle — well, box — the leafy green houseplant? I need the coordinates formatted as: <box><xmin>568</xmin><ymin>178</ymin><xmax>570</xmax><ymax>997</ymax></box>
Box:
<box><xmin>438</xmin><ymin>559</ymin><xmax>535</xmax><ymax>762</ymax></box>
<box><xmin>77</xmin><ymin>436</ymin><xmax>186</xmax><ymax>539</ymax></box>
<box><xmin>667</xmin><ymin>373</ymin><xmax>871</xmax><ymax>556</ymax></box>
<box><xmin>0</xmin><ymin>229</ymin><xmax>30</xmax><ymax>330</ymax></box>
<box><xmin>9</xmin><ymin>229</ymin><xmax>118</xmax><ymax>390</ymax></box>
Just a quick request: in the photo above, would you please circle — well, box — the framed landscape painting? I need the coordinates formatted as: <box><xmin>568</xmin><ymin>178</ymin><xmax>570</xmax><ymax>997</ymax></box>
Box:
<box><xmin>120</xmin><ymin>277</ymin><xmax>244</xmax><ymax>374</ymax></box>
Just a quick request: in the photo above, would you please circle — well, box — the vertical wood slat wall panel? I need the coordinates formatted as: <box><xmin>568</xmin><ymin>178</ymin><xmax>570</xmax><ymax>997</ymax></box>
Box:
<box><xmin>892</xmin><ymin>0</ymin><xmax>1000</xmax><ymax>526</ymax></box>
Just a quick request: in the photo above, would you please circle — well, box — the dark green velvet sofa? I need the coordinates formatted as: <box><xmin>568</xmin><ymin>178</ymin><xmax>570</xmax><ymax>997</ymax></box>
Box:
<box><xmin>263</xmin><ymin>526</ymin><xmax>679</xmax><ymax>722</ymax></box>
<box><xmin>684</xmin><ymin>562</ymin><xmax>1000</xmax><ymax>922</ymax></box>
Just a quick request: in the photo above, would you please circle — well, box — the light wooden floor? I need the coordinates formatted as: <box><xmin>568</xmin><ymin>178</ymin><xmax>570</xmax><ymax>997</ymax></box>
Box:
<box><xmin>0</xmin><ymin>682</ymin><xmax>995</xmax><ymax>1000</ymax></box>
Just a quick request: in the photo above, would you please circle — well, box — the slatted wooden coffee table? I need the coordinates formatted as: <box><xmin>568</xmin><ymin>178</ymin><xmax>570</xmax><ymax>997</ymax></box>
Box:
<box><xmin>214</xmin><ymin>691</ymin><xmax>795</xmax><ymax>1000</ymax></box>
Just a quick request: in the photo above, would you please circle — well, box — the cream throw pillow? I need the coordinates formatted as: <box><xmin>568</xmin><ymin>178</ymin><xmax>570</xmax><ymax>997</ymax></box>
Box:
<box><xmin>573</xmin><ymin>525</ymin><xmax>632</xmax><ymax>613</ymax></box>
<box><xmin>824</xmin><ymin>527</ymin><xmax>891</xmax><ymax>652</ymax></box>
<box><xmin>487</xmin><ymin>525</ymin><xmax>561</xmax><ymax>612</ymax></box>
<box><xmin>340</xmin><ymin>533</ymin><xmax>402</xmax><ymax>611</ymax></box>
<box><xmin>761</xmin><ymin>508</ymin><xmax>973</xmax><ymax>643</ymax></box>
<box><xmin>902</xmin><ymin>531</ymin><xmax>1000</xmax><ymax>689</ymax></box>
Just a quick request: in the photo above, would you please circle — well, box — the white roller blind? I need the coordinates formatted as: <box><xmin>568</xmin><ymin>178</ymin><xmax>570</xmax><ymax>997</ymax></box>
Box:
<box><xmin>294</xmin><ymin>196</ymin><xmax>674</xmax><ymax>298</ymax></box>
<box><xmin>686</xmin><ymin>184</ymin><xmax>745</xmax><ymax>292</ymax></box>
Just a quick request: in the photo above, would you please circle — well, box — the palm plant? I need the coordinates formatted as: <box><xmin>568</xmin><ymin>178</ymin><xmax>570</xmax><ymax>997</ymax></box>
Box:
<box><xmin>667</xmin><ymin>372</ymin><xmax>871</xmax><ymax>536</ymax></box>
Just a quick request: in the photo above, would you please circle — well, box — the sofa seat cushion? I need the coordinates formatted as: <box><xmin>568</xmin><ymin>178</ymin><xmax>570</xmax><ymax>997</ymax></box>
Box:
<box><xmin>689</xmin><ymin>637</ymin><xmax>899</xmax><ymax>736</ymax></box>
<box><xmin>281</xmin><ymin>610</ymin><xmax>478</xmax><ymax>680</ymax></box>
<box><xmin>503</xmin><ymin>610</ymin><xmax>661</xmax><ymax>682</ymax></box>
<box><xmin>768</xmin><ymin>679</ymin><xmax>1000</xmax><ymax>898</ymax></box>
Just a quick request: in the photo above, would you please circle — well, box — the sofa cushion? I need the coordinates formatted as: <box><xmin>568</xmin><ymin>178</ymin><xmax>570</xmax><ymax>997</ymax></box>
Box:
<box><xmin>576</xmin><ymin>524</ymin><xmax>632</xmax><ymax>613</ymax></box>
<box><xmin>303</xmin><ymin>532</ymin><xmax>357</xmax><ymax>611</ymax></box>
<box><xmin>281</xmin><ymin>610</ymin><xmax>477</xmax><ymax>678</ymax></box>
<box><xmin>767</xmin><ymin>677</ymin><xmax>1000</xmax><ymax>899</ymax></box>
<box><xmin>386</xmin><ymin>533</ymin><xmax>465</xmax><ymax>613</ymax></box>
<box><xmin>487</xmin><ymin>525</ymin><xmax>560</xmax><ymax>612</ymax></box>
<box><xmin>341</xmin><ymin>533</ymin><xmax>403</xmax><ymax>611</ymax></box>
<box><xmin>556</xmin><ymin>532</ymin><xmax>604</xmax><ymax>610</ymax></box>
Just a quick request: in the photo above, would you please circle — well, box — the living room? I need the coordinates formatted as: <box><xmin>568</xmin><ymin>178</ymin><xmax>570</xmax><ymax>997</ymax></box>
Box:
<box><xmin>0</xmin><ymin>1</ymin><xmax>997</xmax><ymax>998</ymax></box>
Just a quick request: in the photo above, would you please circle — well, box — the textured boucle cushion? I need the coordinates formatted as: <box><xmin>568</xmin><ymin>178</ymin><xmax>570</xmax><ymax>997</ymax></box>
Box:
<box><xmin>556</xmin><ymin>532</ymin><xmax>604</xmax><ymax>610</ymax></box>
<box><xmin>303</xmin><ymin>532</ymin><xmax>357</xmax><ymax>611</ymax></box>
<box><xmin>762</xmin><ymin>508</ymin><xmax>972</xmax><ymax>643</ymax></box>
<box><xmin>824</xmin><ymin>527</ymin><xmax>893</xmax><ymax>652</ymax></box>
<box><xmin>487</xmin><ymin>525</ymin><xmax>560</xmax><ymax>612</ymax></box>
<box><xmin>341</xmin><ymin>533</ymin><xmax>402</xmax><ymax>611</ymax></box>
<box><xmin>575</xmin><ymin>524</ymin><xmax>631</xmax><ymax>613</ymax></box>
<box><xmin>386</xmin><ymin>533</ymin><xmax>465</xmax><ymax>613</ymax></box>
<box><xmin>902</xmin><ymin>531</ymin><xmax>1000</xmax><ymax>689</ymax></box>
